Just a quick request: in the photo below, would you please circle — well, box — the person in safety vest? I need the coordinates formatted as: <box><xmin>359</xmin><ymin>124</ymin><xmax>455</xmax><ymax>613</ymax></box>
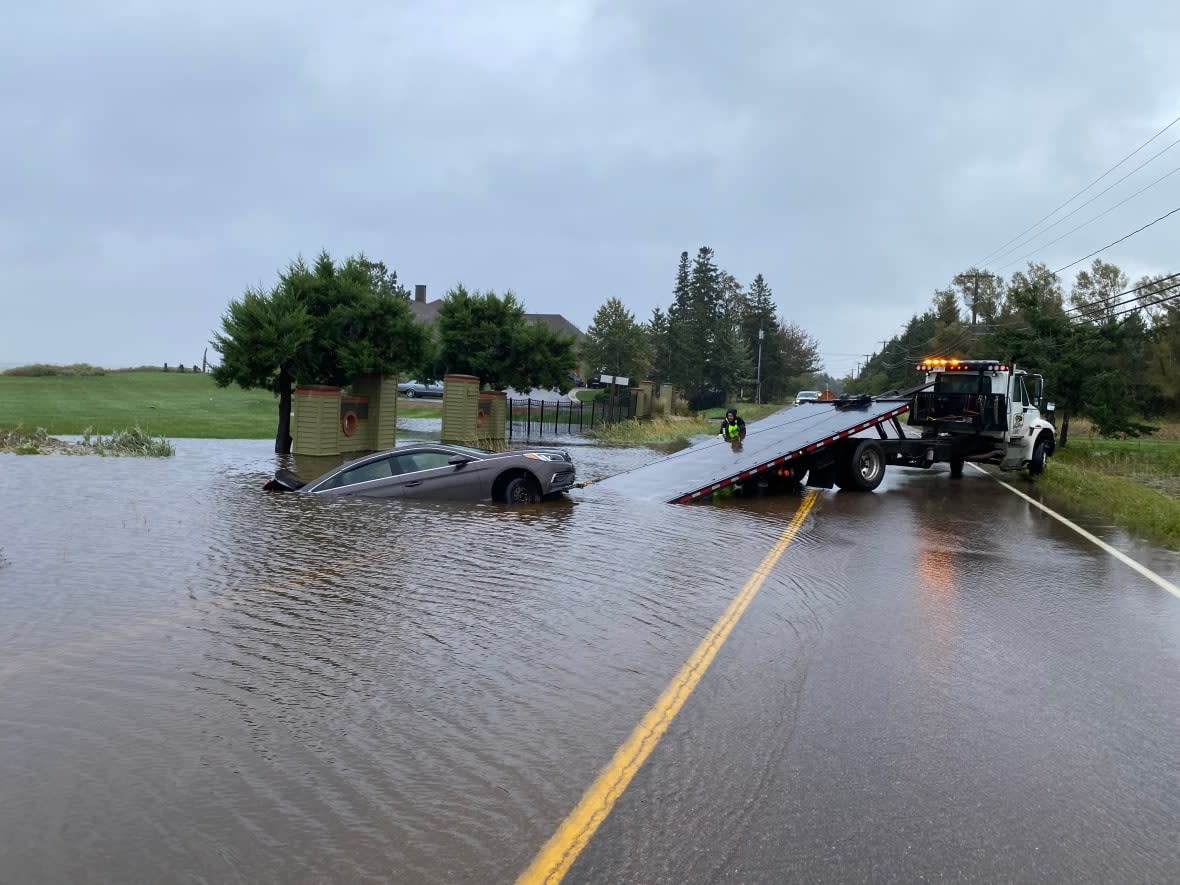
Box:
<box><xmin>719</xmin><ymin>408</ymin><xmax>746</xmax><ymax>442</ymax></box>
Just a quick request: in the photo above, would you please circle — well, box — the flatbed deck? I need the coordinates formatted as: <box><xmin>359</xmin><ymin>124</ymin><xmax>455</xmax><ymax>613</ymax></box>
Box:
<box><xmin>590</xmin><ymin>398</ymin><xmax>912</xmax><ymax>504</ymax></box>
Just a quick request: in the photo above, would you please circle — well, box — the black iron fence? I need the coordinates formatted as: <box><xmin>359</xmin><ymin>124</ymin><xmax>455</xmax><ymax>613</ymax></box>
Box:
<box><xmin>507</xmin><ymin>392</ymin><xmax>637</xmax><ymax>440</ymax></box>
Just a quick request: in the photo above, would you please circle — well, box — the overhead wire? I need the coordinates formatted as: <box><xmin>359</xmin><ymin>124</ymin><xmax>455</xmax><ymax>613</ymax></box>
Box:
<box><xmin>1052</xmin><ymin>203</ymin><xmax>1180</xmax><ymax>275</ymax></box>
<box><xmin>997</xmin><ymin>162</ymin><xmax>1180</xmax><ymax>271</ymax></box>
<box><xmin>989</xmin><ymin>136</ymin><xmax>1180</xmax><ymax>266</ymax></box>
<box><xmin>1105</xmin><ymin>286</ymin><xmax>1180</xmax><ymax>320</ymax></box>
<box><xmin>976</xmin><ymin>112</ymin><xmax>1180</xmax><ymax>266</ymax></box>
<box><xmin>1071</xmin><ymin>278</ymin><xmax>1180</xmax><ymax>324</ymax></box>
<box><xmin>1064</xmin><ymin>270</ymin><xmax>1180</xmax><ymax>316</ymax></box>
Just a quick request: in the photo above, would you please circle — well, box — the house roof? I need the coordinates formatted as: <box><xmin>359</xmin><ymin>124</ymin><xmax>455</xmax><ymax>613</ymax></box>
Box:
<box><xmin>525</xmin><ymin>313</ymin><xmax>584</xmax><ymax>341</ymax></box>
<box><xmin>407</xmin><ymin>296</ymin><xmax>583</xmax><ymax>341</ymax></box>
<box><xmin>407</xmin><ymin>298</ymin><xmax>444</xmax><ymax>325</ymax></box>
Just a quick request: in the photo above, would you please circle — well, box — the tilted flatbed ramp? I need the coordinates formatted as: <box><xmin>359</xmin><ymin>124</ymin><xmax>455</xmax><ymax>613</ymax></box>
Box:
<box><xmin>588</xmin><ymin>397</ymin><xmax>911</xmax><ymax>504</ymax></box>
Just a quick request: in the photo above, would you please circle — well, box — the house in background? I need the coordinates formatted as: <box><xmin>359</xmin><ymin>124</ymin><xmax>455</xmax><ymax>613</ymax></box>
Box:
<box><xmin>407</xmin><ymin>285</ymin><xmax>585</xmax><ymax>346</ymax></box>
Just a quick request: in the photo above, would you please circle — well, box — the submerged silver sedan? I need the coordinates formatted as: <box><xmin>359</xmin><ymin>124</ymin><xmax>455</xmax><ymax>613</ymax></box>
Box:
<box><xmin>264</xmin><ymin>443</ymin><xmax>577</xmax><ymax>505</ymax></box>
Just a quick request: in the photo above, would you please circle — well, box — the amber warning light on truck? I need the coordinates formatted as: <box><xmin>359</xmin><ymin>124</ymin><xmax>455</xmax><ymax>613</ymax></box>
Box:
<box><xmin>916</xmin><ymin>358</ymin><xmax>1009</xmax><ymax>373</ymax></box>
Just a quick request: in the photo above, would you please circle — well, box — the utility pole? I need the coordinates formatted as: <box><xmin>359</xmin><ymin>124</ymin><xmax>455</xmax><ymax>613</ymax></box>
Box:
<box><xmin>972</xmin><ymin>272</ymin><xmax>979</xmax><ymax>328</ymax></box>
<box><xmin>755</xmin><ymin>327</ymin><xmax>764</xmax><ymax>404</ymax></box>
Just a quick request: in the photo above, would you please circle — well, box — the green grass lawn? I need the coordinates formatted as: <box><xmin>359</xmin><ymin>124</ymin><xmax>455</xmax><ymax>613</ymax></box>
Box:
<box><xmin>0</xmin><ymin>371</ymin><xmax>278</xmax><ymax>437</ymax></box>
<box><xmin>0</xmin><ymin>371</ymin><xmax>442</xmax><ymax>438</ymax></box>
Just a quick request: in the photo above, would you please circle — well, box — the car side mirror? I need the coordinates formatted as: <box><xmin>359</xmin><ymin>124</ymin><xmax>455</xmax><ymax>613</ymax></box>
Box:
<box><xmin>449</xmin><ymin>455</ymin><xmax>472</xmax><ymax>468</ymax></box>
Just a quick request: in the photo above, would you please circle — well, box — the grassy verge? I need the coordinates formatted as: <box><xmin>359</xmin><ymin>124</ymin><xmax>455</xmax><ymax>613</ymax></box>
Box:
<box><xmin>1031</xmin><ymin>417</ymin><xmax>1180</xmax><ymax>548</ymax></box>
<box><xmin>587</xmin><ymin>415</ymin><xmax>713</xmax><ymax>444</ymax></box>
<box><xmin>1036</xmin><ymin>454</ymin><xmax>1180</xmax><ymax>549</ymax></box>
<box><xmin>0</xmin><ymin>371</ymin><xmax>441</xmax><ymax>438</ymax></box>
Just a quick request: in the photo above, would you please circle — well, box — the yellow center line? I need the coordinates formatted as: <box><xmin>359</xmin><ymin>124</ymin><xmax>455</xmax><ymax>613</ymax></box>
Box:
<box><xmin>516</xmin><ymin>491</ymin><xmax>820</xmax><ymax>885</ymax></box>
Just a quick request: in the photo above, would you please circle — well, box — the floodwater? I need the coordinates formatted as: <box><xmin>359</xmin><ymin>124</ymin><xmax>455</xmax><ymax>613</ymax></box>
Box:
<box><xmin>2</xmin><ymin>436</ymin><xmax>1180</xmax><ymax>883</ymax></box>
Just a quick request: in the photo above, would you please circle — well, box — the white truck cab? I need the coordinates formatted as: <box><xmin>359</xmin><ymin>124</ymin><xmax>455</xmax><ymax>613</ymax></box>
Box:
<box><xmin>909</xmin><ymin>358</ymin><xmax>1056</xmax><ymax>476</ymax></box>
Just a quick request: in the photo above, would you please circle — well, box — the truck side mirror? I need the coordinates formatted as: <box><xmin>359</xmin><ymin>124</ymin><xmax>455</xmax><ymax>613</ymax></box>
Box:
<box><xmin>1030</xmin><ymin>374</ymin><xmax>1045</xmax><ymax>406</ymax></box>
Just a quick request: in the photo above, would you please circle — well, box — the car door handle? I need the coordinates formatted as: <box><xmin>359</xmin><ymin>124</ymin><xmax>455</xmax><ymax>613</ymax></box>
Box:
<box><xmin>404</xmin><ymin>480</ymin><xmax>422</xmax><ymax>487</ymax></box>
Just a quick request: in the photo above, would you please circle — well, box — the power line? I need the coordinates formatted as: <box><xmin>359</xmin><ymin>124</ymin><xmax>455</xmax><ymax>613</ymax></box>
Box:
<box><xmin>1052</xmin><ymin>203</ymin><xmax>1180</xmax><ymax>275</ymax></box>
<box><xmin>1108</xmin><ymin>286</ymin><xmax>1180</xmax><ymax>320</ymax></box>
<box><xmin>994</xmin><ymin>147</ymin><xmax>1180</xmax><ymax>270</ymax></box>
<box><xmin>976</xmin><ymin>112</ymin><xmax>1180</xmax><ymax>266</ymax></box>
<box><xmin>1072</xmin><ymin>278</ymin><xmax>1180</xmax><ymax>324</ymax></box>
<box><xmin>1064</xmin><ymin>271</ymin><xmax>1180</xmax><ymax>316</ymax></box>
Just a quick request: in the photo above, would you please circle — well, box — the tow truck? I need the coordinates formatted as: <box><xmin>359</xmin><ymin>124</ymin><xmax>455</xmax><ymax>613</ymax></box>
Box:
<box><xmin>903</xmin><ymin>357</ymin><xmax>1056</xmax><ymax>480</ymax></box>
<box><xmin>590</xmin><ymin>357</ymin><xmax>1058</xmax><ymax>504</ymax></box>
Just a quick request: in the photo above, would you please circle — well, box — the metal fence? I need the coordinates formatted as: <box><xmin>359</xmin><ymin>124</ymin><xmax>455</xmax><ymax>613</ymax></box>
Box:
<box><xmin>507</xmin><ymin>392</ymin><xmax>637</xmax><ymax>440</ymax></box>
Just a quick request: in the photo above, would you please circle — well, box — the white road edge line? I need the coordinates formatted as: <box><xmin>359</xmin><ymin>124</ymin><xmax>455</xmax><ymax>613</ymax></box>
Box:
<box><xmin>973</xmin><ymin>464</ymin><xmax>1180</xmax><ymax>601</ymax></box>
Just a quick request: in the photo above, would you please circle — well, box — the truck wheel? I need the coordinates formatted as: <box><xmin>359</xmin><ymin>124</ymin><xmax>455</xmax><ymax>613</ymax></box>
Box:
<box><xmin>949</xmin><ymin>456</ymin><xmax>964</xmax><ymax>479</ymax></box>
<box><xmin>847</xmin><ymin>440</ymin><xmax>885</xmax><ymax>492</ymax></box>
<box><xmin>1029</xmin><ymin>437</ymin><xmax>1048</xmax><ymax>476</ymax></box>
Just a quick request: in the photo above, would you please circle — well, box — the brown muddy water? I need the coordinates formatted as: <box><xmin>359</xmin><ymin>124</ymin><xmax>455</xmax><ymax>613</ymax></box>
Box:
<box><xmin>0</xmin><ymin>435</ymin><xmax>806</xmax><ymax>883</ymax></box>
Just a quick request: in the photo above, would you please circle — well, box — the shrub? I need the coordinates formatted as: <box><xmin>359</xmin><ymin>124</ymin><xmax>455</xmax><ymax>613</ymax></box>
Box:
<box><xmin>80</xmin><ymin>426</ymin><xmax>175</xmax><ymax>457</ymax></box>
<box><xmin>3</xmin><ymin>363</ymin><xmax>106</xmax><ymax>377</ymax></box>
<box><xmin>1</xmin><ymin>425</ymin><xmax>174</xmax><ymax>457</ymax></box>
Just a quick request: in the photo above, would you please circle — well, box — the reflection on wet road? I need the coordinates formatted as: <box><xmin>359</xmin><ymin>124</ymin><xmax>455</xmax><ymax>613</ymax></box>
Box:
<box><xmin>2</xmin><ymin>441</ymin><xmax>1179</xmax><ymax>883</ymax></box>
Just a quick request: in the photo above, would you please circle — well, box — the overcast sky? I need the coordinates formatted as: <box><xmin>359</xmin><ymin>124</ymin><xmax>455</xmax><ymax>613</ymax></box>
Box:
<box><xmin>3</xmin><ymin>0</ymin><xmax>1179</xmax><ymax>377</ymax></box>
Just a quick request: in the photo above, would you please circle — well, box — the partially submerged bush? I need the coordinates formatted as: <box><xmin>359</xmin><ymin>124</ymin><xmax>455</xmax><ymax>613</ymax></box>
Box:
<box><xmin>0</xmin><ymin>425</ymin><xmax>174</xmax><ymax>457</ymax></box>
<box><xmin>0</xmin><ymin>427</ymin><xmax>58</xmax><ymax>454</ymax></box>
<box><xmin>80</xmin><ymin>426</ymin><xmax>175</xmax><ymax>457</ymax></box>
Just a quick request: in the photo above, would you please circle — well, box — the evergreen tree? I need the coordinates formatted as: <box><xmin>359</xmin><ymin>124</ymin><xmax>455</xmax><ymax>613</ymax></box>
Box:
<box><xmin>581</xmin><ymin>298</ymin><xmax>651</xmax><ymax>385</ymax></box>
<box><xmin>687</xmin><ymin>246</ymin><xmax>725</xmax><ymax>399</ymax></box>
<box><xmin>647</xmin><ymin>306</ymin><xmax>671</xmax><ymax>382</ymax></box>
<box><xmin>742</xmin><ymin>274</ymin><xmax>780</xmax><ymax>401</ymax></box>
<box><xmin>212</xmin><ymin>251</ymin><xmax>427</xmax><ymax>453</ymax></box>
<box><xmin>666</xmin><ymin>251</ymin><xmax>695</xmax><ymax>391</ymax></box>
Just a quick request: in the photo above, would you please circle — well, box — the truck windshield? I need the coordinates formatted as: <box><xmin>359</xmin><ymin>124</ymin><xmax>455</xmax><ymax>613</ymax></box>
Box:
<box><xmin>935</xmin><ymin>374</ymin><xmax>985</xmax><ymax>395</ymax></box>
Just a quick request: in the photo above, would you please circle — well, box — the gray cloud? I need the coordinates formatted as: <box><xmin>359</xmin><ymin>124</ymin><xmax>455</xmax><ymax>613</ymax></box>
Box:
<box><xmin>3</xmin><ymin>0</ymin><xmax>1179</xmax><ymax>376</ymax></box>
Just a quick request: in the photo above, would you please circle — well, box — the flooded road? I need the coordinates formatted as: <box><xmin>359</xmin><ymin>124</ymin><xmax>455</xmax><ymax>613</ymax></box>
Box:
<box><xmin>2</xmin><ymin>439</ymin><xmax>1179</xmax><ymax>883</ymax></box>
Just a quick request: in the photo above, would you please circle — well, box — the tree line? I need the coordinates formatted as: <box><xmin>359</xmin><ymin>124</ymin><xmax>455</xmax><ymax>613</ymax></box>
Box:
<box><xmin>579</xmin><ymin>247</ymin><xmax>822</xmax><ymax>409</ymax></box>
<box><xmin>213</xmin><ymin>246</ymin><xmax>828</xmax><ymax>451</ymax></box>
<box><xmin>854</xmin><ymin>259</ymin><xmax>1180</xmax><ymax>445</ymax></box>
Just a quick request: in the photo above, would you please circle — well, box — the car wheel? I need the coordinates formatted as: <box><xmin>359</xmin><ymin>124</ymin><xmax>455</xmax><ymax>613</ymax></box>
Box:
<box><xmin>505</xmin><ymin>476</ymin><xmax>540</xmax><ymax>506</ymax></box>
<box><xmin>405</xmin><ymin>389</ymin><xmax>416</xmax><ymax>398</ymax></box>
<box><xmin>949</xmin><ymin>456</ymin><xmax>964</xmax><ymax>479</ymax></box>
<box><xmin>846</xmin><ymin>440</ymin><xmax>885</xmax><ymax>492</ymax></box>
